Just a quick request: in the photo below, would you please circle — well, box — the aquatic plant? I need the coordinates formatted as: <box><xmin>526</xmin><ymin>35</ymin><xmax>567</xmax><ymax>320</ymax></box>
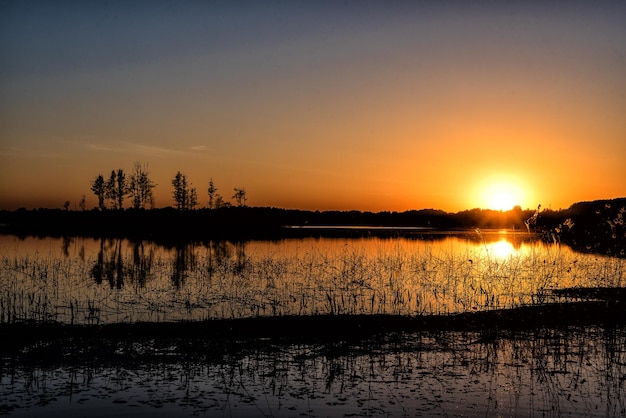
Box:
<box><xmin>0</xmin><ymin>236</ymin><xmax>624</xmax><ymax>324</ymax></box>
<box><xmin>1</xmin><ymin>326</ymin><xmax>624</xmax><ymax>417</ymax></box>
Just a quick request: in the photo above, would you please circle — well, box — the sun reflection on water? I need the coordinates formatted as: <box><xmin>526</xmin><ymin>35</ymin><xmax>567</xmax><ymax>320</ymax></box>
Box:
<box><xmin>1</xmin><ymin>232</ymin><xmax>623</xmax><ymax>322</ymax></box>
<box><xmin>485</xmin><ymin>239</ymin><xmax>516</xmax><ymax>259</ymax></box>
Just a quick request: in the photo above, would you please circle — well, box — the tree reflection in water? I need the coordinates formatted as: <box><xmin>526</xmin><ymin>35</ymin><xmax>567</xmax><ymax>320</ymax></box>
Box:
<box><xmin>17</xmin><ymin>233</ymin><xmax>613</xmax><ymax>323</ymax></box>
<box><xmin>91</xmin><ymin>239</ymin><xmax>154</xmax><ymax>289</ymax></box>
<box><xmin>205</xmin><ymin>241</ymin><xmax>247</xmax><ymax>278</ymax></box>
<box><xmin>91</xmin><ymin>239</ymin><xmax>123</xmax><ymax>289</ymax></box>
<box><xmin>89</xmin><ymin>239</ymin><xmax>248</xmax><ymax>291</ymax></box>
<box><xmin>61</xmin><ymin>236</ymin><xmax>72</xmax><ymax>257</ymax></box>
<box><xmin>129</xmin><ymin>240</ymin><xmax>154</xmax><ymax>287</ymax></box>
<box><xmin>171</xmin><ymin>243</ymin><xmax>195</xmax><ymax>289</ymax></box>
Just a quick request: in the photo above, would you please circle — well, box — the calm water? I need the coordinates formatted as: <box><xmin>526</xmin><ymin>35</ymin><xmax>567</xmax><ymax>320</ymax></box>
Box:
<box><xmin>2</xmin><ymin>231</ymin><xmax>625</xmax><ymax>417</ymax></box>
<box><xmin>1</xmin><ymin>230</ymin><xmax>623</xmax><ymax>324</ymax></box>
<box><xmin>2</xmin><ymin>327</ymin><xmax>625</xmax><ymax>417</ymax></box>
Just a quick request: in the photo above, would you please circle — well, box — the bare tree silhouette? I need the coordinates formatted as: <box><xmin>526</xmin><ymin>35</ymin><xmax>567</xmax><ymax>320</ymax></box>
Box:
<box><xmin>172</xmin><ymin>171</ymin><xmax>198</xmax><ymax>210</ymax></box>
<box><xmin>91</xmin><ymin>175</ymin><xmax>107</xmax><ymax>210</ymax></box>
<box><xmin>207</xmin><ymin>178</ymin><xmax>217</xmax><ymax>209</ymax></box>
<box><xmin>129</xmin><ymin>162</ymin><xmax>156</xmax><ymax>209</ymax></box>
<box><xmin>106</xmin><ymin>169</ymin><xmax>127</xmax><ymax>209</ymax></box>
<box><xmin>232</xmin><ymin>187</ymin><xmax>247</xmax><ymax>207</ymax></box>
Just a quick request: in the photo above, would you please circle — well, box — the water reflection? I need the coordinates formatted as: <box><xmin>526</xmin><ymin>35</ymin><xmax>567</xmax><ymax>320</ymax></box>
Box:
<box><xmin>91</xmin><ymin>239</ymin><xmax>155</xmax><ymax>289</ymax></box>
<box><xmin>484</xmin><ymin>239</ymin><xmax>515</xmax><ymax>259</ymax></box>
<box><xmin>88</xmin><ymin>239</ymin><xmax>250</xmax><ymax>291</ymax></box>
<box><xmin>1</xmin><ymin>327</ymin><xmax>624</xmax><ymax>417</ymax></box>
<box><xmin>171</xmin><ymin>243</ymin><xmax>195</xmax><ymax>288</ymax></box>
<box><xmin>91</xmin><ymin>238</ymin><xmax>124</xmax><ymax>289</ymax></box>
<box><xmin>61</xmin><ymin>236</ymin><xmax>72</xmax><ymax>257</ymax></box>
<box><xmin>203</xmin><ymin>241</ymin><xmax>248</xmax><ymax>278</ymax></box>
<box><xmin>58</xmin><ymin>235</ymin><xmax>86</xmax><ymax>260</ymax></box>
<box><xmin>1</xmin><ymin>231</ymin><xmax>624</xmax><ymax>324</ymax></box>
<box><xmin>129</xmin><ymin>240</ymin><xmax>154</xmax><ymax>287</ymax></box>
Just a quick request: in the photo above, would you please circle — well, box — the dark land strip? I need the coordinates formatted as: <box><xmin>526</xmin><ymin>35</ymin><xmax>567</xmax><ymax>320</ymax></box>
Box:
<box><xmin>2</xmin><ymin>289</ymin><xmax>624</xmax><ymax>367</ymax></box>
<box><xmin>1</xmin><ymin>196</ymin><xmax>624</xmax><ymax>256</ymax></box>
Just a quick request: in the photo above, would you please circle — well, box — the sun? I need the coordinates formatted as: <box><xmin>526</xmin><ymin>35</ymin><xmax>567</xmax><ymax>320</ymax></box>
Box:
<box><xmin>489</xmin><ymin>191</ymin><xmax>515</xmax><ymax>211</ymax></box>
<box><xmin>480</xmin><ymin>180</ymin><xmax>525</xmax><ymax>211</ymax></box>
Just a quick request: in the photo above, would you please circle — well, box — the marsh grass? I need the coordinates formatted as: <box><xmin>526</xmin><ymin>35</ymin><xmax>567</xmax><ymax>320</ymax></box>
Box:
<box><xmin>1</xmin><ymin>326</ymin><xmax>624</xmax><ymax>417</ymax></box>
<box><xmin>1</xmin><ymin>237</ymin><xmax>624</xmax><ymax>325</ymax></box>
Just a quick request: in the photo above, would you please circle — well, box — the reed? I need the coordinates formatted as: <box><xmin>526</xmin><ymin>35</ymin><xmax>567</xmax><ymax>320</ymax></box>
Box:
<box><xmin>1</xmin><ymin>326</ymin><xmax>623</xmax><ymax>416</ymax></box>
<box><xmin>1</xmin><ymin>238</ymin><xmax>624</xmax><ymax>325</ymax></box>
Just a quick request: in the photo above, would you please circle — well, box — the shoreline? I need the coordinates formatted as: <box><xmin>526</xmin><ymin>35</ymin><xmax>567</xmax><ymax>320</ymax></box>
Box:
<box><xmin>1</xmin><ymin>195</ymin><xmax>624</xmax><ymax>256</ymax></box>
<box><xmin>3</xmin><ymin>295</ymin><xmax>625</xmax><ymax>365</ymax></box>
<box><xmin>2</xmin><ymin>290</ymin><xmax>625</xmax><ymax>417</ymax></box>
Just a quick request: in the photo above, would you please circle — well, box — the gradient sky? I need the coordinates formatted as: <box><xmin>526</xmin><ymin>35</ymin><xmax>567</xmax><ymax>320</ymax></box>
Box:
<box><xmin>1</xmin><ymin>1</ymin><xmax>625</xmax><ymax>212</ymax></box>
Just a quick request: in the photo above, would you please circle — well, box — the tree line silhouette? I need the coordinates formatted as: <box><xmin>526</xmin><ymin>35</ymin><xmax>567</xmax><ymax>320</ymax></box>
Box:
<box><xmin>89</xmin><ymin>161</ymin><xmax>247</xmax><ymax>211</ymax></box>
<box><xmin>1</xmin><ymin>161</ymin><xmax>625</xmax><ymax>259</ymax></box>
<box><xmin>1</xmin><ymin>198</ymin><xmax>624</xmax><ymax>257</ymax></box>
<box><xmin>91</xmin><ymin>163</ymin><xmax>155</xmax><ymax>210</ymax></box>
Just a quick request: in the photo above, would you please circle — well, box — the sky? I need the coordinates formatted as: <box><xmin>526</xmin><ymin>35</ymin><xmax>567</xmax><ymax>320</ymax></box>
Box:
<box><xmin>1</xmin><ymin>1</ymin><xmax>625</xmax><ymax>212</ymax></box>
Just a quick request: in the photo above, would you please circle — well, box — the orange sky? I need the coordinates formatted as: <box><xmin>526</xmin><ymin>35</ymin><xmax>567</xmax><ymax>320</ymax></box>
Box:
<box><xmin>1</xmin><ymin>2</ymin><xmax>625</xmax><ymax>212</ymax></box>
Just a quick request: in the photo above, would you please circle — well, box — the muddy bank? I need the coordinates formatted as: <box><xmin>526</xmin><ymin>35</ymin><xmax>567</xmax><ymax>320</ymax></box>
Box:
<box><xmin>2</xmin><ymin>296</ymin><xmax>625</xmax><ymax>366</ymax></box>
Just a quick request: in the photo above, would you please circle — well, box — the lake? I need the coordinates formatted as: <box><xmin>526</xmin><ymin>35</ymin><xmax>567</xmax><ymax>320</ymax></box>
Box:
<box><xmin>1</xmin><ymin>229</ymin><xmax>625</xmax><ymax>417</ymax></box>
<box><xmin>1</xmin><ymin>229</ymin><xmax>623</xmax><ymax>324</ymax></box>
<box><xmin>2</xmin><ymin>326</ymin><xmax>625</xmax><ymax>417</ymax></box>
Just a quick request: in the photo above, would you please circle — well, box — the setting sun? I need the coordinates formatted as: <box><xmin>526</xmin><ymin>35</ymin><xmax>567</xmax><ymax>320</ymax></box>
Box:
<box><xmin>480</xmin><ymin>180</ymin><xmax>526</xmax><ymax>211</ymax></box>
<box><xmin>489</xmin><ymin>192</ymin><xmax>515</xmax><ymax>211</ymax></box>
<box><xmin>0</xmin><ymin>1</ymin><xmax>624</xmax><ymax>214</ymax></box>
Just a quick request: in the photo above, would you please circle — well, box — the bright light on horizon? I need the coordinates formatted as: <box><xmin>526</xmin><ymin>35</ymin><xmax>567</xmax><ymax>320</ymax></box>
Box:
<box><xmin>0</xmin><ymin>2</ymin><xmax>624</xmax><ymax>213</ymax></box>
<box><xmin>480</xmin><ymin>179</ymin><xmax>527</xmax><ymax>211</ymax></box>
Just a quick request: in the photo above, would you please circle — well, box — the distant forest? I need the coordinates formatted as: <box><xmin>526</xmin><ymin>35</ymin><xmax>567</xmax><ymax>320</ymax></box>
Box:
<box><xmin>0</xmin><ymin>197</ymin><xmax>624</xmax><ymax>257</ymax></box>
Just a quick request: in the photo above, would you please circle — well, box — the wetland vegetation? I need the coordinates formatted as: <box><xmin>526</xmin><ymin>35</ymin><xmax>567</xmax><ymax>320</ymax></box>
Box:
<box><xmin>0</xmin><ymin>232</ymin><xmax>624</xmax><ymax>325</ymax></box>
<box><xmin>0</xmin><ymin>197</ymin><xmax>625</xmax><ymax>416</ymax></box>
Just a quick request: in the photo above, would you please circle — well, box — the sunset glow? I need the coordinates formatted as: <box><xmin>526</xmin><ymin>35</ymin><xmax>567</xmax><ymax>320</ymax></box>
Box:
<box><xmin>1</xmin><ymin>2</ymin><xmax>625</xmax><ymax>211</ymax></box>
<box><xmin>481</xmin><ymin>181</ymin><xmax>526</xmax><ymax>211</ymax></box>
<box><xmin>489</xmin><ymin>192</ymin><xmax>516</xmax><ymax>212</ymax></box>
